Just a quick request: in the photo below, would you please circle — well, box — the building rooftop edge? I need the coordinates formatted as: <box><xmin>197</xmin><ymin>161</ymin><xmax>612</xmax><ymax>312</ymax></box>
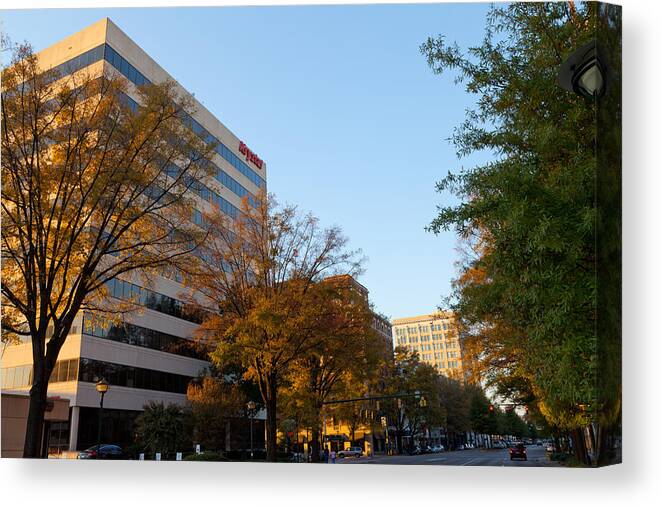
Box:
<box><xmin>31</xmin><ymin>17</ymin><xmax>267</xmax><ymax>174</ymax></box>
<box><xmin>391</xmin><ymin>311</ymin><xmax>455</xmax><ymax>325</ymax></box>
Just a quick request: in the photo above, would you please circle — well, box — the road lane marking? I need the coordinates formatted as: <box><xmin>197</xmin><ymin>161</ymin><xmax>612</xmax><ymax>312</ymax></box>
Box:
<box><xmin>426</xmin><ymin>457</ymin><xmax>447</xmax><ymax>462</ymax></box>
<box><xmin>460</xmin><ymin>457</ymin><xmax>480</xmax><ymax>466</ymax></box>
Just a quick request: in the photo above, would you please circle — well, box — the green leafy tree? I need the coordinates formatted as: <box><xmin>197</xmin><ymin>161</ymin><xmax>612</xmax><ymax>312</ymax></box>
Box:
<box><xmin>437</xmin><ymin>375</ymin><xmax>470</xmax><ymax>449</ymax></box>
<box><xmin>468</xmin><ymin>387</ymin><xmax>500</xmax><ymax>444</ymax></box>
<box><xmin>134</xmin><ymin>402</ymin><xmax>191</xmax><ymax>459</ymax></box>
<box><xmin>421</xmin><ymin>2</ymin><xmax>620</xmax><ymax>464</ymax></box>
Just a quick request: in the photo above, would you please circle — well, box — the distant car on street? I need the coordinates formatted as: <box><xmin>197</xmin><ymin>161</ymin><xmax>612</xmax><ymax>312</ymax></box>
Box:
<box><xmin>430</xmin><ymin>445</ymin><xmax>445</xmax><ymax>453</ymax></box>
<box><xmin>509</xmin><ymin>443</ymin><xmax>527</xmax><ymax>461</ymax></box>
<box><xmin>78</xmin><ymin>444</ymin><xmax>132</xmax><ymax>460</ymax></box>
<box><xmin>337</xmin><ymin>447</ymin><xmax>363</xmax><ymax>458</ymax></box>
<box><xmin>545</xmin><ymin>442</ymin><xmax>557</xmax><ymax>453</ymax></box>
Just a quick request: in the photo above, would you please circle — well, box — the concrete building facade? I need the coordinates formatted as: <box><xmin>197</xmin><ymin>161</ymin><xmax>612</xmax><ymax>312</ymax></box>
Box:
<box><xmin>1</xmin><ymin>18</ymin><xmax>266</xmax><ymax>455</ymax></box>
<box><xmin>391</xmin><ymin>312</ymin><xmax>465</xmax><ymax>380</ymax></box>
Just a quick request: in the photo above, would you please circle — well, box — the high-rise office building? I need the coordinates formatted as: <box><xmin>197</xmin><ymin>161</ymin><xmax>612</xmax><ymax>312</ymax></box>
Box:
<box><xmin>1</xmin><ymin>18</ymin><xmax>266</xmax><ymax>455</ymax></box>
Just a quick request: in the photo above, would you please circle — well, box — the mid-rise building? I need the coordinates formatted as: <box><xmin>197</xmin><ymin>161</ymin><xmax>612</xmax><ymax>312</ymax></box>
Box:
<box><xmin>391</xmin><ymin>312</ymin><xmax>465</xmax><ymax>379</ymax></box>
<box><xmin>1</xmin><ymin>18</ymin><xmax>266</xmax><ymax>455</ymax></box>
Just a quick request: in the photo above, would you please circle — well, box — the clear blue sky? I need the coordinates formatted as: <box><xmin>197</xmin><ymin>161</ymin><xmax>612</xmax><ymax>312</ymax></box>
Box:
<box><xmin>1</xmin><ymin>3</ymin><xmax>494</xmax><ymax>319</ymax></box>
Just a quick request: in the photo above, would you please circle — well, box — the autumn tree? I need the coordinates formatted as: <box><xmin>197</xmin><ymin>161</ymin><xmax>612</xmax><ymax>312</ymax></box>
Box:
<box><xmin>1</xmin><ymin>41</ymin><xmax>214</xmax><ymax>457</ymax></box>
<box><xmin>381</xmin><ymin>348</ymin><xmax>446</xmax><ymax>453</ymax></box>
<box><xmin>421</xmin><ymin>2</ymin><xmax>620</xmax><ymax>464</ymax></box>
<box><xmin>187</xmin><ymin>375</ymin><xmax>247</xmax><ymax>453</ymax></box>
<box><xmin>280</xmin><ymin>276</ymin><xmax>387</xmax><ymax>461</ymax></box>
<box><xmin>186</xmin><ymin>194</ymin><xmax>363</xmax><ymax>462</ymax></box>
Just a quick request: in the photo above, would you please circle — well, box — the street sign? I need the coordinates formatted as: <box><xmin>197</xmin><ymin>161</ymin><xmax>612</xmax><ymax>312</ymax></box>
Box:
<box><xmin>195</xmin><ymin>444</ymin><xmax>201</xmax><ymax>454</ymax></box>
<box><xmin>139</xmin><ymin>453</ymin><xmax>144</xmax><ymax>461</ymax></box>
<box><xmin>155</xmin><ymin>452</ymin><xmax>161</xmax><ymax>461</ymax></box>
<box><xmin>176</xmin><ymin>452</ymin><xmax>182</xmax><ymax>461</ymax></box>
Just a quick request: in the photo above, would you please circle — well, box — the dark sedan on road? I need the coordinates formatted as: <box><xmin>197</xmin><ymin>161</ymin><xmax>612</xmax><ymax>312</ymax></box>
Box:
<box><xmin>509</xmin><ymin>443</ymin><xmax>527</xmax><ymax>461</ymax></box>
<box><xmin>78</xmin><ymin>444</ymin><xmax>132</xmax><ymax>460</ymax></box>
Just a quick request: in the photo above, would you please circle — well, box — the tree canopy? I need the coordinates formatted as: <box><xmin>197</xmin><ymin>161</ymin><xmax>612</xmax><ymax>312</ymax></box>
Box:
<box><xmin>421</xmin><ymin>2</ymin><xmax>620</xmax><ymax>464</ymax></box>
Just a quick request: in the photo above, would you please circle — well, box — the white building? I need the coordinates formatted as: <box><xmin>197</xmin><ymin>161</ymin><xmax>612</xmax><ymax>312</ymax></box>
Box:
<box><xmin>1</xmin><ymin>18</ymin><xmax>266</xmax><ymax>454</ymax></box>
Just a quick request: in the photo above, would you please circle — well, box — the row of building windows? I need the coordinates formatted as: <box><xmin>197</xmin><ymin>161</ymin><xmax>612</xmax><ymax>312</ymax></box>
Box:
<box><xmin>103</xmin><ymin>44</ymin><xmax>266</xmax><ymax>190</ymax></box>
<box><xmin>104</xmin><ymin>277</ymin><xmax>204</xmax><ymax>324</ymax></box>
<box><xmin>402</xmin><ymin>345</ymin><xmax>460</xmax><ymax>359</ymax></box>
<box><xmin>2</xmin><ymin>357</ymin><xmax>195</xmax><ymax>395</ymax></box>
<box><xmin>121</xmin><ymin>94</ymin><xmax>249</xmax><ymax>222</ymax></box>
<box><xmin>45</xmin><ymin>44</ymin><xmax>265</xmax><ymax>196</ymax></box>
<box><xmin>78</xmin><ymin>358</ymin><xmax>192</xmax><ymax>394</ymax></box>
<box><xmin>398</xmin><ymin>336</ymin><xmax>459</xmax><ymax>347</ymax></box>
<box><xmin>82</xmin><ymin>314</ymin><xmax>206</xmax><ymax>360</ymax></box>
<box><xmin>1</xmin><ymin>358</ymin><xmax>79</xmax><ymax>389</ymax></box>
<box><xmin>395</xmin><ymin>324</ymin><xmax>451</xmax><ymax>337</ymax></box>
<box><xmin>48</xmin><ymin>44</ymin><xmax>105</xmax><ymax>85</ymax></box>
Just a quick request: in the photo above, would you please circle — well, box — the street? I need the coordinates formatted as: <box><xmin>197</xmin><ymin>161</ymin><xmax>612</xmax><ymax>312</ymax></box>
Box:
<box><xmin>336</xmin><ymin>445</ymin><xmax>558</xmax><ymax>467</ymax></box>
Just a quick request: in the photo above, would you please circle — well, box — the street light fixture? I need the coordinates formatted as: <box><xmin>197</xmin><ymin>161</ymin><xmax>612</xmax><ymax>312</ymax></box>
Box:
<box><xmin>95</xmin><ymin>378</ymin><xmax>109</xmax><ymax>459</ymax></box>
<box><xmin>558</xmin><ymin>40</ymin><xmax>606</xmax><ymax>99</ymax></box>
<box><xmin>247</xmin><ymin>401</ymin><xmax>256</xmax><ymax>460</ymax></box>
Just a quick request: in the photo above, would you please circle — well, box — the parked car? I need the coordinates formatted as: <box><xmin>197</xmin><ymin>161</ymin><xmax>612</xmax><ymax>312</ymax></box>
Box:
<box><xmin>509</xmin><ymin>443</ymin><xmax>527</xmax><ymax>461</ymax></box>
<box><xmin>493</xmin><ymin>441</ymin><xmax>507</xmax><ymax>449</ymax></box>
<box><xmin>430</xmin><ymin>445</ymin><xmax>445</xmax><ymax>453</ymax></box>
<box><xmin>545</xmin><ymin>443</ymin><xmax>557</xmax><ymax>453</ymax></box>
<box><xmin>78</xmin><ymin>444</ymin><xmax>132</xmax><ymax>460</ymax></box>
<box><xmin>337</xmin><ymin>447</ymin><xmax>363</xmax><ymax>458</ymax></box>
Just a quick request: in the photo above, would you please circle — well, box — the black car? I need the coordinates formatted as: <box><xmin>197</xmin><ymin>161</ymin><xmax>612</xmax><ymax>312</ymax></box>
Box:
<box><xmin>78</xmin><ymin>444</ymin><xmax>132</xmax><ymax>460</ymax></box>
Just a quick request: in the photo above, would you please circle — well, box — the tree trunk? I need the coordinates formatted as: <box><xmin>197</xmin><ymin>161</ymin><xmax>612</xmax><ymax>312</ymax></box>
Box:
<box><xmin>310</xmin><ymin>427</ymin><xmax>321</xmax><ymax>463</ymax></box>
<box><xmin>596</xmin><ymin>424</ymin><xmax>615</xmax><ymax>466</ymax></box>
<box><xmin>23</xmin><ymin>374</ymin><xmax>49</xmax><ymax>458</ymax></box>
<box><xmin>570</xmin><ymin>428</ymin><xmax>590</xmax><ymax>466</ymax></box>
<box><xmin>24</xmin><ymin>324</ymin><xmax>72</xmax><ymax>458</ymax></box>
<box><xmin>265</xmin><ymin>388</ymin><xmax>278</xmax><ymax>462</ymax></box>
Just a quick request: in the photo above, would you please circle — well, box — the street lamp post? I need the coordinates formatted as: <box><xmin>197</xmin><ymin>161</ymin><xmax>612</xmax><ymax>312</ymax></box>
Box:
<box><xmin>95</xmin><ymin>378</ymin><xmax>109</xmax><ymax>459</ymax></box>
<box><xmin>558</xmin><ymin>40</ymin><xmax>607</xmax><ymax>99</ymax></box>
<box><xmin>397</xmin><ymin>398</ymin><xmax>403</xmax><ymax>454</ymax></box>
<box><xmin>247</xmin><ymin>401</ymin><xmax>256</xmax><ymax>460</ymax></box>
<box><xmin>419</xmin><ymin>396</ymin><xmax>428</xmax><ymax>448</ymax></box>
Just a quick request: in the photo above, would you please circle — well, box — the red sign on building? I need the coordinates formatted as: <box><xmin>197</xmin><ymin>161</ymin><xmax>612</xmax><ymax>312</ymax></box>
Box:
<box><xmin>239</xmin><ymin>141</ymin><xmax>264</xmax><ymax>170</ymax></box>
